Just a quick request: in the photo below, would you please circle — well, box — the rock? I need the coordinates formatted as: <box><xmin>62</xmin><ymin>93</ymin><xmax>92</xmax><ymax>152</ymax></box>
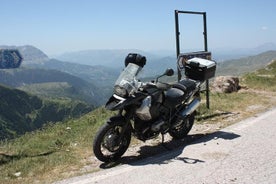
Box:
<box><xmin>14</xmin><ymin>172</ymin><xmax>21</xmax><ymax>177</ymax></box>
<box><xmin>212</xmin><ymin>76</ymin><xmax>240</xmax><ymax>93</ymax></box>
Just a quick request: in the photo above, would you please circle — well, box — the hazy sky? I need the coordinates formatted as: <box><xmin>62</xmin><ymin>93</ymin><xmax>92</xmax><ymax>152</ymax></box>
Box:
<box><xmin>1</xmin><ymin>0</ymin><xmax>275</xmax><ymax>55</ymax></box>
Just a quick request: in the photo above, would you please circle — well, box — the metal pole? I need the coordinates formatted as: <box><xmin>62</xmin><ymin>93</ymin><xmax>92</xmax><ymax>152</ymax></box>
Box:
<box><xmin>203</xmin><ymin>12</ymin><xmax>208</xmax><ymax>51</ymax></box>
<box><xmin>174</xmin><ymin>10</ymin><xmax>181</xmax><ymax>81</ymax></box>
<box><xmin>203</xmin><ymin>12</ymin><xmax>210</xmax><ymax>109</ymax></box>
<box><xmin>176</xmin><ymin>10</ymin><xmax>205</xmax><ymax>15</ymax></box>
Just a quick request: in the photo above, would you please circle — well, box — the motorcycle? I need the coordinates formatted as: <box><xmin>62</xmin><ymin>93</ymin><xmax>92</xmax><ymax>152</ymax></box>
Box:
<box><xmin>93</xmin><ymin>53</ymin><xmax>216</xmax><ymax>162</ymax></box>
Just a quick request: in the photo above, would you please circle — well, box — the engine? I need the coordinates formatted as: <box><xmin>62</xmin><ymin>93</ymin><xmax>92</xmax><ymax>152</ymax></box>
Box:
<box><xmin>134</xmin><ymin>94</ymin><xmax>168</xmax><ymax>140</ymax></box>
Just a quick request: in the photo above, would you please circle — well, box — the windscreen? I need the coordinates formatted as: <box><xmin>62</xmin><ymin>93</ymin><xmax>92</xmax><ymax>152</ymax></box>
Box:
<box><xmin>114</xmin><ymin>63</ymin><xmax>142</xmax><ymax>95</ymax></box>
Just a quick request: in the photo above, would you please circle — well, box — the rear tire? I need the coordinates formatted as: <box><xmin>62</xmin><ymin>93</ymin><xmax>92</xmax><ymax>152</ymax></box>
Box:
<box><xmin>169</xmin><ymin>112</ymin><xmax>195</xmax><ymax>139</ymax></box>
<box><xmin>93</xmin><ymin>120</ymin><xmax>131</xmax><ymax>162</ymax></box>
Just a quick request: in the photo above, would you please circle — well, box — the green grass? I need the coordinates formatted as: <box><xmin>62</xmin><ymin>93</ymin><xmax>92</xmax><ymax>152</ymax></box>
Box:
<box><xmin>0</xmin><ymin>107</ymin><xmax>115</xmax><ymax>183</ymax></box>
<box><xmin>243</xmin><ymin>74</ymin><xmax>276</xmax><ymax>91</ymax></box>
<box><xmin>196</xmin><ymin>91</ymin><xmax>272</xmax><ymax>124</ymax></box>
<box><xmin>242</xmin><ymin>60</ymin><xmax>276</xmax><ymax>91</ymax></box>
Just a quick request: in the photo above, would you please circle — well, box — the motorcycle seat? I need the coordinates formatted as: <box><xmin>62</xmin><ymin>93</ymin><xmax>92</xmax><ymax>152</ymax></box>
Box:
<box><xmin>164</xmin><ymin>79</ymin><xmax>196</xmax><ymax>108</ymax></box>
<box><xmin>173</xmin><ymin>78</ymin><xmax>197</xmax><ymax>93</ymax></box>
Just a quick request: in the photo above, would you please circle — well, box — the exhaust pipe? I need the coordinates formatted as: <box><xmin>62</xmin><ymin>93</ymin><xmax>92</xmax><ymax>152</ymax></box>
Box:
<box><xmin>180</xmin><ymin>97</ymin><xmax>201</xmax><ymax>118</ymax></box>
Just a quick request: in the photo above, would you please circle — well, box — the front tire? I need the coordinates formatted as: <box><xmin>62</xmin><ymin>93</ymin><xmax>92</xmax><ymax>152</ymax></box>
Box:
<box><xmin>93</xmin><ymin>120</ymin><xmax>131</xmax><ymax>162</ymax></box>
<box><xmin>169</xmin><ymin>112</ymin><xmax>195</xmax><ymax>139</ymax></box>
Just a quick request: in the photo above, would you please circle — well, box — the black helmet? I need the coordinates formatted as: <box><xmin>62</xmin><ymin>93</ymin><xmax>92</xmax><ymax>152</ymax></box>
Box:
<box><xmin>125</xmin><ymin>53</ymin><xmax>146</xmax><ymax>68</ymax></box>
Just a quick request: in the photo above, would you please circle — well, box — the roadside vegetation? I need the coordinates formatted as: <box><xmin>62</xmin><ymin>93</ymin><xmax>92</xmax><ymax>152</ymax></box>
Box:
<box><xmin>243</xmin><ymin>60</ymin><xmax>276</xmax><ymax>91</ymax></box>
<box><xmin>0</xmin><ymin>60</ymin><xmax>276</xmax><ymax>184</ymax></box>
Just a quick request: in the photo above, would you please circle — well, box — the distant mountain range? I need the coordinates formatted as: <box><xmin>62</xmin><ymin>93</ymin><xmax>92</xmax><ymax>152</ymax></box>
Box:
<box><xmin>0</xmin><ymin>45</ymin><xmax>114</xmax><ymax>105</ymax></box>
<box><xmin>55</xmin><ymin>49</ymin><xmax>177</xmax><ymax>77</ymax></box>
<box><xmin>56</xmin><ymin>49</ymin><xmax>148</xmax><ymax>67</ymax></box>
<box><xmin>212</xmin><ymin>42</ymin><xmax>276</xmax><ymax>61</ymax></box>
<box><xmin>55</xmin><ymin>42</ymin><xmax>276</xmax><ymax>64</ymax></box>
<box><xmin>216</xmin><ymin>50</ymin><xmax>276</xmax><ymax>76</ymax></box>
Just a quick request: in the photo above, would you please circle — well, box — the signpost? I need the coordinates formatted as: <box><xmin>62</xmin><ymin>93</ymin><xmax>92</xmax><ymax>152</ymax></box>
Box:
<box><xmin>0</xmin><ymin>49</ymin><xmax>23</xmax><ymax>69</ymax></box>
<box><xmin>174</xmin><ymin>10</ymin><xmax>211</xmax><ymax>109</ymax></box>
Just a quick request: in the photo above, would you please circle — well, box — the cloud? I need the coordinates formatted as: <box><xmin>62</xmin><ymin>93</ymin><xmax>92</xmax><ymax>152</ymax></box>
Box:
<box><xmin>261</xmin><ymin>26</ymin><xmax>268</xmax><ymax>30</ymax></box>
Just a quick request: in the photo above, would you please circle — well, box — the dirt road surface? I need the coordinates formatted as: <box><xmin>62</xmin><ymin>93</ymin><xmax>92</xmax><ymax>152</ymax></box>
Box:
<box><xmin>55</xmin><ymin>108</ymin><xmax>276</xmax><ymax>184</ymax></box>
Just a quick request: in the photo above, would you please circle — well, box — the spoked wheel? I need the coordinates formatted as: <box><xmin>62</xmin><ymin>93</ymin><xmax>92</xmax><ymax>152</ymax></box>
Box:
<box><xmin>169</xmin><ymin>112</ymin><xmax>195</xmax><ymax>139</ymax></box>
<box><xmin>93</xmin><ymin>120</ymin><xmax>131</xmax><ymax>162</ymax></box>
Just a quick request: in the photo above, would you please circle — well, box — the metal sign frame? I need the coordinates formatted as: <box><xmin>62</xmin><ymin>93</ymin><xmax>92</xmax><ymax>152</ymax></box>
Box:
<box><xmin>174</xmin><ymin>10</ymin><xmax>211</xmax><ymax>108</ymax></box>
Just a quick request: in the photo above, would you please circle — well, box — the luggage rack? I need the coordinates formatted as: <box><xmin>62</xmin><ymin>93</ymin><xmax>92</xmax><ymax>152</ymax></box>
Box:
<box><xmin>174</xmin><ymin>10</ymin><xmax>212</xmax><ymax>108</ymax></box>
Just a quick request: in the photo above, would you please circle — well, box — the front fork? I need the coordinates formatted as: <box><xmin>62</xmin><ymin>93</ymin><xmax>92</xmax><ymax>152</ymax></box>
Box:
<box><xmin>110</xmin><ymin>107</ymin><xmax>135</xmax><ymax>140</ymax></box>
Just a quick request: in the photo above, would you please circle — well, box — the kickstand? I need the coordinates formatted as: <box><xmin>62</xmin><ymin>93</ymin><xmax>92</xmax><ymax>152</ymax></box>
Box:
<box><xmin>161</xmin><ymin>134</ymin><xmax>171</xmax><ymax>150</ymax></box>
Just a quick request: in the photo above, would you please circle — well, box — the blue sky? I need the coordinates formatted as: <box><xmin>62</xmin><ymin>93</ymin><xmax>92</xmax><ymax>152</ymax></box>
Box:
<box><xmin>1</xmin><ymin>0</ymin><xmax>275</xmax><ymax>55</ymax></box>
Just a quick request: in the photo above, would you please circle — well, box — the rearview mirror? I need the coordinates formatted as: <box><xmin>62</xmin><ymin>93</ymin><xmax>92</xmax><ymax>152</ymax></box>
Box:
<box><xmin>156</xmin><ymin>68</ymin><xmax>174</xmax><ymax>82</ymax></box>
<box><xmin>164</xmin><ymin>68</ymin><xmax>174</xmax><ymax>76</ymax></box>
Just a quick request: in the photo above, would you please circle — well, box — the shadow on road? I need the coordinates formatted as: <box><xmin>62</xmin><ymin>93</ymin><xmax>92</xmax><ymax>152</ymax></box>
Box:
<box><xmin>100</xmin><ymin>130</ymin><xmax>240</xmax><ymax>169</ymax></box>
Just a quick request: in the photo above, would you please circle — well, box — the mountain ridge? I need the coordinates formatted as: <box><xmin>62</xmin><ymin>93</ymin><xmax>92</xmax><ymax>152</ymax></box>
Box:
<box><xmin>216</xmin><ymin>50</ymin><xmax>276</xmax><ymax>76</ymax></box>
<box><xmin>0</xmin><ymin>45</ymin><xmax>49</xmax><ymax>64</ymax></box>
<box><xmin>0</xmin><ymin>67</ymin><xmax>104</xmax><ymax>105</ymax></box>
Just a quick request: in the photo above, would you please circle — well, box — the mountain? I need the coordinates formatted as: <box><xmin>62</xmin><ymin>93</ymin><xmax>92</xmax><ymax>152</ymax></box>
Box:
<box><xmin>0</xmin><ymin>45</ymin><xmax>48</xmax><ymax>64</ymax></box>
<box><xmin>0</xmin><ymin>67</ymin><xmax>104</xmax><ymax>105</ymax></box>
<box><xmin>0</xmin><ymin>45</ymin><xmax>114</xmax><ymax>105</ymax></box>
<box><xmin>252</xmin><ymin>42</ymin><xmax>276</xmax><ymax>53</ymax></box>
<box><xmin>143</xmin><ymin>56</ymin><xmax>177</xmax><ymax>77</ymax></box>
<box><xmin>27</xmin><ymin>59</ymin><xmax>119</xmax><ymax>94</ymax></box>
<box><xmin>55</xmin><ymin>49</ymin><xmax>158</xmax><ymax>67</ymax></box>
<box><xmin>0</xmin><ymin>84</ymin><xmax>92</xmax><ymax>140</ymax></box>
<box><xmin>212</xmin><ymin>42</ymin><xmax>276</xmax><ymax>62</ymax></box>
<box><xmin>56</xmin><ymin>49</ymin><xmax>177</xmax><ymax>78</ymax></box>
<box><xmin>216</xmin><ymin>50</ymin><xmax>276</xmax><ymax>76</ymax></box>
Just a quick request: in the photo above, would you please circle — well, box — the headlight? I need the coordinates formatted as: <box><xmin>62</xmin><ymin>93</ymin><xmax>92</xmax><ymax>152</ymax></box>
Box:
<box><xmin>114</xmin><ymin>85</ymin><xmax>127</xmax><ymax>97</ymax></box>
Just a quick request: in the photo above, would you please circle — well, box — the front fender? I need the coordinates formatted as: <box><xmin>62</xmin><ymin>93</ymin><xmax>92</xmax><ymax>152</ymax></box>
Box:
<box><xmin>107</xmin><ymin>115</ymin><xmax>133</xmax><ymax>133</ymax></box>
<box><xmin>106</xmin><ymin>93</ymin><xmax>145</xmax><ymax>111</ymax></box>
<box><xmin>108</xmin><ymin>115</ymin><xmax>127</xmax><ymax>125</ymax></box>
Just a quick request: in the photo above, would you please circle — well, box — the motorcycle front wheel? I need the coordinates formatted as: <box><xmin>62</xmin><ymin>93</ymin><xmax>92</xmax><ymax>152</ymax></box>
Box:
<box><xmin>169</xmin><ymin>112</ymin><xmax>195</xmax><ymax>139</ymax></box>
<box><xmin>93</xmin><ymin>120</ymin><xmax>131</xmax><ymax>162</ymax></box>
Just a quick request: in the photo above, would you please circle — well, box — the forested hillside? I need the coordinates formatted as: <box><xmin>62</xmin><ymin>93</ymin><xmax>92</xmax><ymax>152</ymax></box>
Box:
<box><xmin>0</xmin><ymin>84</ymin><xmax>92</xmax><ymax>140</ymax></box>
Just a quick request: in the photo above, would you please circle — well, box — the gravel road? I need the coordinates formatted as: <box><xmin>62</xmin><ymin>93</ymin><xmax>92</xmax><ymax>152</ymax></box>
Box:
<box><xmin>55</xmin><ymin>108</ymin><xmax>276</xmax><ymax>184</ymax></box>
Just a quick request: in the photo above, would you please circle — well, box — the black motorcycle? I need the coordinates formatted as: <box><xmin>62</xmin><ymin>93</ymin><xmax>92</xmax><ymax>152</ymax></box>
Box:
<box><xmin>93</xmin><ymin>53</ymin><xmax>216</xmax><ymax>162</ymax></box>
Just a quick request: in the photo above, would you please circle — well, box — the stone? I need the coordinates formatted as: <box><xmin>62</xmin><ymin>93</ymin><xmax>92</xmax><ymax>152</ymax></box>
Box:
<box><xmin>212</xmin><ymin>76</ymin><xmax>240</xmax><ymax>93</ymax></box>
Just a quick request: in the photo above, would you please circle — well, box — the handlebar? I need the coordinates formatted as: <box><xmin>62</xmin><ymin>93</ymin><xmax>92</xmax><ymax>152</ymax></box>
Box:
<box><xmin>141</xmin><ymin>81</ymin><xmax>171</xmax><ymax>91</ymax></box>
<box><xmin>156</xmin><ymin>82</ymin><xmax>172</xmax><ymax>90</ymax></box>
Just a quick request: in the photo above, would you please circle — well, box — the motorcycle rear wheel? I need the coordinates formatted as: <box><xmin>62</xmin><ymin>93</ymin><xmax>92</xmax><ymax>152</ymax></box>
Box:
<box><xmin>93</xmin><ymin>120</ymin><xmax>131</xmax><ymax>162</ymax></box>
<box><xmin>169</xmin><ymin>113</ymin><xmax>195</xmax><ymax>139</ymax></box>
